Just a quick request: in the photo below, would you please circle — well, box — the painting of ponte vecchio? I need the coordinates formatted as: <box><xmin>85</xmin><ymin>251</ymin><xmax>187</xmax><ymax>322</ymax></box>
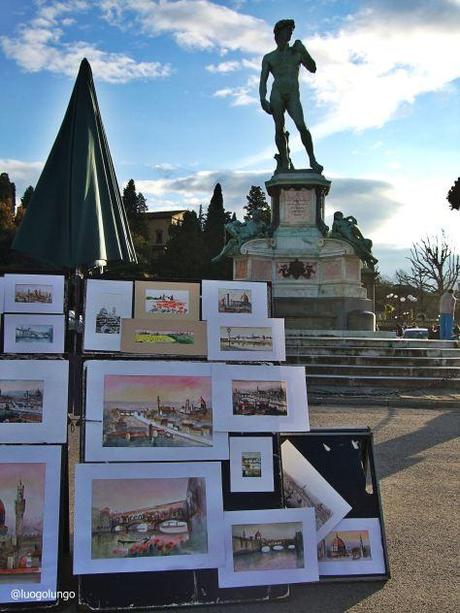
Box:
<box><xmin>74</xmin><ymin>462</ymin><xmax>224</xmax><ymax>574</ymax></box>
<box><xmin>84</xmin><ymin>361</ymin><xmax>229</xmax><ymax>462</ymax></box>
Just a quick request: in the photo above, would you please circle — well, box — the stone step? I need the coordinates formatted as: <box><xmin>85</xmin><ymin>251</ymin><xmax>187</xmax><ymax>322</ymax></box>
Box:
<box><xmin>288</xmin><ymin>354</ymin><xmax>460</xmax><ymax>367</ymax></box>
<box><xmin>303</xmin><ymin>364</ymin><xmax>460</xmax><ymax>378</ymax></box>
<box><xmin>305</xmin><ymin>373</ymin><xmax>460</xmax><ymax>389</ymax></box>
<box><xmin>286</xmin><ymin>346</ymin><xmax>459</xmax><ymax>358</ymax></box>
<box><xmin>285</xmin><ymin>336</ymin><xmax>458</xmax><ymax>350</ymax></box>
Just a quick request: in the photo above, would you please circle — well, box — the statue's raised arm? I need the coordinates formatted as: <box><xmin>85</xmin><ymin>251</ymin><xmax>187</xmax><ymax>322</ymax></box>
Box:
<box><xmin>259</xmin><ymin>19</ymin><xmax>323</xmax><ymax>174</ymax></box>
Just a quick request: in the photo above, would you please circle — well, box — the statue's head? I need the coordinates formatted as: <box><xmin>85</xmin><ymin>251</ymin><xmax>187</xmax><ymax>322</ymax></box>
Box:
<box><xmin>274</xmin><ymin>19</ymin><xmax>295</xmax><ymax>45</ymax></box>
<box><xmin>333</xmin><ymin>211</ymin><xmax>343</xmax><ymax>220</ymax></box>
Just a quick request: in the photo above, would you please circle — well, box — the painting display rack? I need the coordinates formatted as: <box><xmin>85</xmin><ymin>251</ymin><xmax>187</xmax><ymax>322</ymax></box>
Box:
<box><xmin>0</xmin><ymin>271</ymin><xmax>389</xmax><ymax>612</ymax></box>
<box><xmin>77</xmin><ymin>429</ymin><xmax>389</xmax><ymax>611</ymax></box>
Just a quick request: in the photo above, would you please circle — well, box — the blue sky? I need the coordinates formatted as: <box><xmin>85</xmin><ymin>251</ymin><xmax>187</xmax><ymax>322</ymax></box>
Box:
<box><xmin>1</xmin><ymin>0</ymin><xmax>459</xmax><ymax>276</ymax></box>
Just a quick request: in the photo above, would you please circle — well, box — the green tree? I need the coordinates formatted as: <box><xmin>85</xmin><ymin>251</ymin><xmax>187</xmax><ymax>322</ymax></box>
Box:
<box><xmin>0</xmin><ymin>202</ymin><xmax>16</xmax><ymax>265</ymax></box>
<box><xmin>15</xmin><ymin>186</ymin><xmax>35</xmax><ymax>227</ymax></box>
<box><xmin>447</xmin><ymin>177</ymin><xmax>460</xmax><ymax>211</ymax></box>
<box><xmin>157</xmin><ymin>210</ymin><xmax>208</xmax><ymax>279</ymax></box>
<box><xmin>20</xmin><ymin>186</ymin><xmax>35</xmax><ymax>209</ymax></box>
<box><xmin>203</xmin><ymin>183</ymin><xmax>232</xmax><ymax>279</ymax></box>
<box><xmin>244</xmin><ymin>185</ymin><xmax>271</xmax><ymax>225</ymax></box>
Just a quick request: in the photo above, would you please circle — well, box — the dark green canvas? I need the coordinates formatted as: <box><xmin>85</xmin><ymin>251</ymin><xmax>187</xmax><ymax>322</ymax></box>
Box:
<box><xmin>13</xmin><ymin>59</ymin><xmax>137</xmax><ymax>268</ymax></box>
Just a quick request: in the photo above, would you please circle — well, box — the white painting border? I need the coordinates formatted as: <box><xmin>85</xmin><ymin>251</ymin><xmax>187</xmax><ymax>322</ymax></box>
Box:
<box><xmin>84</xmin><ymin>360</ymin><xmax>229</xmax><ymax>462</ymax></box>
<box><xmin>281</xmin><ymin>440</ymin><xmax>351</xmax><ymax>542</ymax></box>
<box><xmin>218</xmin><ymin>507</ymin><xmax>319</xmax><ymax>588</ymax></box>
<box><xmin>229</xmin><ymin>436</ymin><xmax>274</xmax><ymax>493</ymax></box>
<box><xmin>207</xmin><ymin>317</ymin><xmax>286</xmax><ymax>362</ymax></box>
<box><xmin>318</xmin><ymin>518</ymin><xmax>386</xmax><ymax>576</ymax></box>
<box><xmin>0</xmin><ymin>360</ymin><xmax>68</xmax><ymax>443</ymax></box>
<box><xmin>213</xmin><ymin>364</ymin><xmax>309</xmax><ymax>433</ymax></box>
<box><xmin>0</xmin><ymin>445</ymin><xmax>61</xmax><ymax>604</ymax></box>
<box><xmin>202</xmin><ymin>280</ymin><xmax>268</xmax><ymax>320</ymax></box>
<box><xmin>83</xmin><ymin>279</ymin><xmax>133</xmax><ymax>352</ymax></box>
<box><xmin>3</xmin><ymin>274</ymin><xmax>65</xmax><ymax>314</ymax></box>
<box><xmin>73</xmin><ymin>461</ymin><xmax>224</xmax><ymax>575</ymax></box>
<box><xmin>3</xmin><ymin>314</ymin><xmax>65</xmax><ymax>354</ymax></box>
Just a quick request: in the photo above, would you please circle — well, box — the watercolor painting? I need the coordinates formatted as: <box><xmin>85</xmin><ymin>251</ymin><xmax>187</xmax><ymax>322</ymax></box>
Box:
<box><xmin>0</xmin><ymin>463</ymin><xmax>45</xmax><ymax>585</ymax></box>
<box><xmin>103</xmin><ymin>374</ymin><xmax>213</xmax><ymax>448</ymax></box>
<box><xmin>220</xmin><ymin>327</ymin><xmax>273</xmax><ymax>352</ymax></box>
<box><xmin>91</xmin><ymin>476</ymin><xmax>208</xmax><ymax>560</ymax></box>
<box><xmin>0</xmin><ymin>380</ymin><xmax>44</xmax><ymax>424</ymax></box>
<box><xmin>241</xmin><ymin>452</ymin><xmax>261</xmax><ymax>478</ymax></box>
<box><xmin>231</xmin><ymin>522</ymin><xmax>304</xmax><ymax>572</ymax></box>
<box><xmin>95</xmin><ymin>306</ymin><xmax>121</xmax><ymax>335</ymax></box>
<box><xmin>134</xmin><ymin>328</ymin><xmax>195</xmax><ymax>345</ymax></box>
<box><xmin>14</xmin><ymin>285</ymin><xmax>52</xmax><ymax>304</ymax></box>
<box><xmin>283</xmin><ymin>472</ymin><xmax>333</xmax><ymax>530</ymax></box>
<box><xmin>232</xmin><ymin>380</ymin><xmax>287</xmax><ymax>416</ymax></box>
<box><xmin>15</xmin><ymin>325</ymin><xmax>53</xmax><ymax>344</ymax></box>
<box><xmin>218</xmin><ymin>289</ymin><xmax>252</xmax><ymax>314</ymax></box>
<box><xmin>318</xmin><ymin>530</ymin><xmax>372</xmax><ymax>562</ymax></box>
<box><xmin>144</xmin><ymin>290</ymin><xmax>189</xmax><ymax>315</ymax></box>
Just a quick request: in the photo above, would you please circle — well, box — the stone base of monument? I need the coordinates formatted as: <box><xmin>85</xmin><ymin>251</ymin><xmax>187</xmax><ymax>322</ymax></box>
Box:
<box><xmin>233</xmin><ymin>170</ymin><xmax>375</xmax><ymax>331</ymax></box>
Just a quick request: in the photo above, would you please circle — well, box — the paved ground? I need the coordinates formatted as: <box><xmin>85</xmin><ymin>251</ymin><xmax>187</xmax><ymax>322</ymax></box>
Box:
<box><xmin>66</xmin><ymin>404</ymin><xmax>459</xmax><ymax>612</ymax></box>
<box><xmin>309</xmin><ymin>387</ymin><xmax>460</xmax><ymax>408</ymax></box>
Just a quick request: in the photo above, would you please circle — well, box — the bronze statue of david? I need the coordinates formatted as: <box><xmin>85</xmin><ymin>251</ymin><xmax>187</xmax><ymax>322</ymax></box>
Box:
<box><xmin>260</xmin><ymin>19</ymin><xmax>323</xmax><ymax>174</ymax></box>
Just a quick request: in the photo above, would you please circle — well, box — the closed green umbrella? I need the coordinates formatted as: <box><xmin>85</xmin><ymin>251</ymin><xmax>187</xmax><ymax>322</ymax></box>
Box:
<box><xmin>13</xmin><ymin>58</ymin><xmax>137</xmax><ymax>269</ymax></box>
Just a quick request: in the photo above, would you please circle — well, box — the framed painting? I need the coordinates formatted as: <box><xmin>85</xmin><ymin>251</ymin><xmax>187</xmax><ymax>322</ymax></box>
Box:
<box><xmin>0</xmin><ymin>276</ymin><xmax>4</xmax><ymax>314</ymax></box>
<box><xmin>73</xmin><ymin>461</ymin><xmax>224</xmax><ymax>575</ymax></box>
<box><xmin>217</xmin><ymin>507</ymin><xmax>319</xmax><ymax>588</ymax></box>
<box><xmin>0</xmin><ymin>445</ymin><xmax>61</xmax><ymax>604</ymax></box>
<box><xmin>84</xmin><ymin>360</ymin><xmax>228</xmax><ymax>462</ymax></box>
<box><xmin>3</xmin><ymin>314</ymin><xmax>65</xmax><ymax>354</ymax></box>
<box><xmin>318</xmin><ymin>518</ymin><xmax>385</xmax><ymax>576</ymax></box>
<box><xmin>134</xmin><ymin>281</ymin><xmax>200</xmax><ymax>321</ymax></box>
<box><xmin>201</xmin><ymin>280</ymin><xmax>268</xmax><ymax>320</ymax></box>
<box><xmin>83</xmin><ymin>279</ymin><xmax>133</xmax><ymax>352</ymax></box>
<box><xmin>3</xmin><ymin>274</ymin><xmax>65</xmax><ymax>314</ymax></box>
<box><xmin>212</xmin><ymin>364</ymin><xmax>309</xmax><ymax>432</ymax></box>
<box><xmin>229</xmin><ymin>436</ymin><xmax>274</xmax><ymax>493</ymax></box>
<box><xmin>120</xmin><ymin>319</ymin><xmax>207</xmax><ymax>356</ymax></box>
<box><xmin>207</xmin><ymin>317</ymin><xmax>285</xmax><ymax>362</ymax></box>
<box><xmin>281</xmin><ymin>440</ymin><xmax>351</xmax><ymax>542</ymax></box>
<box><xmin>0</xmin><ymin>360</ymin><xmax>68</xmax><ymax>443</ymax></box>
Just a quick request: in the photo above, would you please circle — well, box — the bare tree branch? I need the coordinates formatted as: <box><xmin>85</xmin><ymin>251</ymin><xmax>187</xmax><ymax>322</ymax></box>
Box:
<box><xmin>405</xmin><ymin>232</ymin><xmax>460</xmax><ymax>294</ymax></box>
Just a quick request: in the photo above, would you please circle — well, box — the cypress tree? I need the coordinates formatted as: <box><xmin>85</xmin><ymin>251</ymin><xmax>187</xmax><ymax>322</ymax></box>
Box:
<box><xmin>203</xmin><ymin>183</ymin><xmax>232</xmax><ymax>279</ymax></box>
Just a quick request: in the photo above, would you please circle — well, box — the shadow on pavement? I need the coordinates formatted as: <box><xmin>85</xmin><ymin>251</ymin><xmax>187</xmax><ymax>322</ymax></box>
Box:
<box><xmin>375</xmin><ymin>409</ymin><xmax>460</xmax><ymax>480</ymax></box>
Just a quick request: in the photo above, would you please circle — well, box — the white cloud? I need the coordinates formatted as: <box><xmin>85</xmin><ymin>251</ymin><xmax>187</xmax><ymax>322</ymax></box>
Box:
<box><xmin>307</xmin><ymin>1</ymin><xmax>460</xmax><ymax>137</ymax></box>
<box><xmin>206</xmin><ymin>60</ymin><xmax>241</xmax><ymax>73</ymax></box>
<box><xmin>213</xmin><ymin>85</ymin><xmax>257</xmax><ymax>106</ymax></box>
<box><xmin>100</xmin><ymin>0</ymin><xmax>272</xmax><ymax>53</ymax></box>
<box><xmin>0</xmin><ymin>159</ymin><xmax>44</xmax><ymax>181</ymax></box>
<box><xmin>1</xmin><ymin>0</ymin><xmax>171</xmax><ymax>83</ymax></box>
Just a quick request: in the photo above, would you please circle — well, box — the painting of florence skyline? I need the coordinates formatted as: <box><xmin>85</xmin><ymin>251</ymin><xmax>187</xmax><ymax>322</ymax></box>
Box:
<box><xmin>102</xmin><ymin>374</ymin><xmax>213</xmax><ymax>448</ymax></box>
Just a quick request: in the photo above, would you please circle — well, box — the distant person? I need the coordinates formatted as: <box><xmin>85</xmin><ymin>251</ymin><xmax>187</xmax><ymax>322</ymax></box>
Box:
<box><xmin>428</xmin><ymin>324</ymin><xmax>440</xmax><ymax>340</ymax></box>
<box><xmin>395</xmin><ymin>323</ymin><xmax>403</xmax><ymax>337</ymax></box>
<box><xmin>439</xmin><ymin>289</ymin><xmax>456</xmax><ymax>340</ymax></box>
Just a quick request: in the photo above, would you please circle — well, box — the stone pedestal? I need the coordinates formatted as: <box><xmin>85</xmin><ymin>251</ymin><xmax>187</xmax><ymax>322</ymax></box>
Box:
<box><xmin>233</xmin><ymin>170</ymin><xmax>375</xmax><ymax>331</ymax></box>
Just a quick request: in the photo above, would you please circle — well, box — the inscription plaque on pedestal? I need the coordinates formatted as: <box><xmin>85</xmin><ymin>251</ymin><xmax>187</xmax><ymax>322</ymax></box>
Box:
<box><xmin>280</xmin><ymin>188</ymin><xmax>315</xmax><ymax>226</ymax></box>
